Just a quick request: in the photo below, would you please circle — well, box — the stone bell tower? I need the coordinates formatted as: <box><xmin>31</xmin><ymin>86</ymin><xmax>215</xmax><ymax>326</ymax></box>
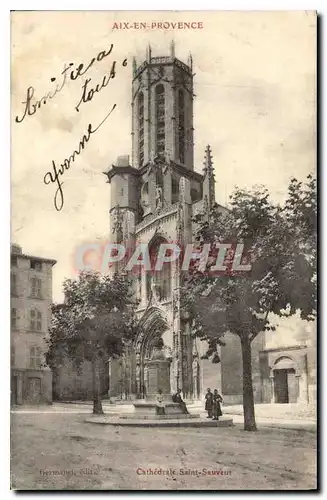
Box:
<box><xmin>128</xmin><ymin>42</ymin><xmax>198</xmax><ymax>223</ymax></box>
<box><xmin>104</xmin><ymin>43</ymin><xmax>218</xmax><ymax>402</ymax></box>
<box><xmin>132</xmin><ymin>42</ymin><xmax>193</xmax><ymax>170</ymax></box>
<box><xmin>132</xmin><ymin>41</ymin><xmax>194</xmax><ymax>172</ymax></box>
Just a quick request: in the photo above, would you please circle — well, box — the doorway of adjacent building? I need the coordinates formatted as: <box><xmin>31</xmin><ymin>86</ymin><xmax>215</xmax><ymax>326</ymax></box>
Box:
<box><xmin>274</xmin><ymin>369</ymin><xmax>289</xmax><ymax>403</ymax></box>
<box><xmin>274</xmin><ymin>368</ymin><xmax>297</xmax><ymax>403</ymax></box>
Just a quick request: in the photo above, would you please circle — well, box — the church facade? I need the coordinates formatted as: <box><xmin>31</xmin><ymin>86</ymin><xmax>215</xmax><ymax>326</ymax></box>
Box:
<box><xmin>104</xmin><ymin>44</ymin><xmax>219</xmax><ymax>401</ymax></box>
<box><xmin>51</xmin><ymin>44</ymin><xmax>316</xmax><ymax>406</ymax></box>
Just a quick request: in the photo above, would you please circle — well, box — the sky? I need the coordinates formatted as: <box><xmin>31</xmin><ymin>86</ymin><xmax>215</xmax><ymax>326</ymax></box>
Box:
<box><xmin>11</xmin><ymin>11</ymin><xmax>316</xmax><ymax>303</ymax></box>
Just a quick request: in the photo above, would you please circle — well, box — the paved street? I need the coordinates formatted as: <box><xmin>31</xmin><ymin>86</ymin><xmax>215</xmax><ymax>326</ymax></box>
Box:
<box><xmin>223</xmin><ymin>403</ymin><xmax>316</xmax><ymax>420</ymax></box>
<box><xmin>11</xmin><ymin>402</ymin><xmax>317</xmax><ymax>431</ymax></box>
<box><xmin>11</xmin><ymin>411</ymin><xmax>317</xmax><ymax>490</ymax></box>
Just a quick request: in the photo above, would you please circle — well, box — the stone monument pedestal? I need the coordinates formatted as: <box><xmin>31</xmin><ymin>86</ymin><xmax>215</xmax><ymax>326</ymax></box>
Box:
<box><xmin>146</xmin><ymin>356</ymin><xmax>171</xmax><ymax>400</ymax></box>
<box><xmin>132</xmin><ymin>400</ymin><xmax>194</xmax><ymax>418</ymax></box>
<box><xmin>132</xmin><ymin>339</ymin><xmax>197</xmax><ymax>419</ymax></box>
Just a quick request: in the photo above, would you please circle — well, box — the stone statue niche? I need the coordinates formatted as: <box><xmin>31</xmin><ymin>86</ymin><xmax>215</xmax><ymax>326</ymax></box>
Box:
<box><xmin>155</xmin><ymin>166</ymin><xmax>164</xmax><ymax>212</ymax></box>
<box><xmin>140</xmin><ymin>181</ymin><xmax>151</xmax><ymax>217</ymax></box>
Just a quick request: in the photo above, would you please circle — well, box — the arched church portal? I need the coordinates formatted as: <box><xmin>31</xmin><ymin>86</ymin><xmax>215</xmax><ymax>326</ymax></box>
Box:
<box><xmin>135</xmin><ymin>307</ymin><xmax>172</xmax><ymax>398</ymax></box>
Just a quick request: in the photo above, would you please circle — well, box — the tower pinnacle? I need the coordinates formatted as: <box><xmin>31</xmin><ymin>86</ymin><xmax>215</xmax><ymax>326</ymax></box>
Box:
<box><xmin>187</xmin><ymin>52</ymin><xmax>193</xmax><ymax>71</ymax></box>
<box><xmin>203</xmin><ymin>145</ymin><xmax>215</xmax><ymax>208</ymax></box>
<box><xmin>132</xmin><ymin>56</ymin><xmax>137</xmax><ymax>77</ymax></box>
<box><xmin>203</xmin><ymin>145</ymin><xmax>214</xmax><ymax>176</ymax></box>
<box><xmin>146</xmin><ymin>43</ymin><xmax>152</xmax><ymax>62</ymax></box>
<box><xmin>170</xmin><ymin>39</ymin><xmax>175</xmax><ymax>58</ymax></box>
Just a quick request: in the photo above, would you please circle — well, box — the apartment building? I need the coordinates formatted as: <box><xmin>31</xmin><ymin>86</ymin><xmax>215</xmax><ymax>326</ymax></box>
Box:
<box><xmin>11</xmin><ymin>244</ymin><xmax>56</xmax><ymax>405</ymax></box>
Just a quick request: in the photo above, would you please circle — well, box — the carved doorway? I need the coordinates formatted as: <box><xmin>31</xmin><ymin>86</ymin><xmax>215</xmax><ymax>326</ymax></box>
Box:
<box><xmin>135</xmin><ymin>307</ymin><xmax>171</xmax><ymax>398</ymax></box>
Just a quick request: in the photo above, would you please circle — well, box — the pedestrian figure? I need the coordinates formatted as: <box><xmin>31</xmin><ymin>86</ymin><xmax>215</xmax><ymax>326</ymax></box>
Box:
<box><xmin>205</xmin><ymin>388</ymin><xmax>214</xmax><ymax>418</ymax></box>
<box><xmin>212</xmin><ymin>389</ymin><xmax>223</xmax><ymax>420</ymax></box>
<box><xmin>156</xmin><ymin>388</ymin><xmax>165</xmax><ymax>415</ymax></box>
<box><xmin>172</xmin><ymin>388</ymin><xmax>189</xmax><ymax>414</ymax></box>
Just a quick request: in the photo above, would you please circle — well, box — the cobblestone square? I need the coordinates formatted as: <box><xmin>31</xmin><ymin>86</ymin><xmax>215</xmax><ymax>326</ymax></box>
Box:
<box><xmin>11</xmin><ymin>412</ymin><xmax>316</xmax><ymax>490</ymax></box>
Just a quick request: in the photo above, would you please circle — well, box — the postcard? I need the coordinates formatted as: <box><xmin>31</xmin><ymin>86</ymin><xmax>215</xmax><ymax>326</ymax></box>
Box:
<box><xmin>11</xmin><ymin>10</ymin><xmax>317</xmax><ymax>491</ymax></box>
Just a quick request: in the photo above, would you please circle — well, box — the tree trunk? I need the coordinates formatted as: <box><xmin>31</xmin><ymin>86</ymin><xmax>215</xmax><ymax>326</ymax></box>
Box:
<box><xmin>92</xmin><ymin>356</ymin><xmax>104</xmax><ymax>415</ymax></box>
<box><xmin>240</xmin><ymin>335</ymin><xmax>257</xmax><ymax>431</ymax></box>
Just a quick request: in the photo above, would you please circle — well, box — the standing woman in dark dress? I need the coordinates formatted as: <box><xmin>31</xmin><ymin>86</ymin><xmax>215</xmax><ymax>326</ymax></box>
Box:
<box><xmin>205</xmin><ymin>388</ymin><xmax>214</xmax><ymax>418</ymax></box>
<box><xmin>212</xmin><ymin>389</ymin><xmax>223</xmax><ymax>420</ymax></box>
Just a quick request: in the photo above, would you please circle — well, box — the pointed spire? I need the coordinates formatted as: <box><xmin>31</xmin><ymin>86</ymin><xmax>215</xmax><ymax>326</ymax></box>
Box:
<box><xmin>187</xmin><ymin>51</ymin><xmax>193</xmax><ymax>71</ymax></box>
<box><xmin>203</xmin><ymin>144</ymin><xmax>214</xmax><ymax>177</ymax></box>
<box><xmin>170</xmin><ymin>39</ymin><xmax>175</xmax><ymax>59</ymax></box>
<box><xmin>146</xmin><ymin>43</ymin><xmax>152</xmax><ymax>62</ymax></box>
<box><xmin>132</xmin><ymin>56</ymin><xmax>137</xmax><ymax>77</ymax></box>
<box><xmin>203</xmin><ymin>144</ymin><xmax>216</xmax><ymax>208</ymax></box>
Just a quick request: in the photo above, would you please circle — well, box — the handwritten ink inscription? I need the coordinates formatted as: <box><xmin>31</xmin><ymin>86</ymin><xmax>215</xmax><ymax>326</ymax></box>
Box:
<box><xmin>14</xmin><ymin>44</ymin><xmax>128</xmax><ymax>211</ymax></box>
<box><xmin>43</xmin><ymin>105</ymin><xmax>116</xmax><ymax>212</ymax></box>
<box><xmin>76</xmin><ymin>58</ymin><xmax>127</xmax><ymax>112</ymax></box>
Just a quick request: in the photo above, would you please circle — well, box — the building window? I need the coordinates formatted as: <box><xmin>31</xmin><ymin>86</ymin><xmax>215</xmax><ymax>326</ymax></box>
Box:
<box><xmin>146</xmin><ymin>272</ymin><xmax>152</xmax><ymax>301</ymax></box>
<box><xmin>30</xmin><ymin>309</ymin><xmax>42</xmax><ymax>332</ymax></box>
<box><xmin>172</xmin><ymin>176</ymin><xmax>180</xmax><ymax>204</ymax></box>
<box><xmin>11</xmin><ymin>272</ymin><xmax>18</xmax><ymax>296</ymax></box>
<box><xmin>29</xmin><ymin>346</ymin><xmax>42</xmax><ymax>369</ymax></box>
<box><xmin>30</xmin><ymin>259</ymin><xmax>42</xmax><ymax>271</ymax></box>
<box><xmin>178</xmin><ymin>89</ymin><xmax>185</xmax><ymax>164</ymax></box>
<box><xmin>30</xmin><ymin>278</ymin><xmax>42</xmax><ymax>299</ymax></box>
<box><xmin>138</xmin><ymin>92</ymin><xmax>144</xmax><ymax>167</ymax></box>
<box><xmin>11</xmin><ymin>255</ymin><xmax>18</xmax><ymax>267</ymax></box>
<box><xmin>11</xmin><ymin>308</ymin><xmax>17</xmax><ymax>329</ymax></box>
<box><xmin>155</xmin><ymin>84</ymin><xmax>165</xmax><ymax>157</ymax></box>
<box><xmin>11</xmin><ymin>345</ymin><xmax>15</xmax><ymax>366</ymax></box>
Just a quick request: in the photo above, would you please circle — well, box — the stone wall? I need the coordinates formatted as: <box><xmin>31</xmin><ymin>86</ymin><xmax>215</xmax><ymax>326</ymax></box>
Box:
<box><xmin>220</xmin><ymin>331</ymin><xmax>265</xmax><ymax>405</ymax></box>
<box><xmin>53</xmin><ymin>359</ymin><xmax>108</xmax><ymax>401</ymax></box>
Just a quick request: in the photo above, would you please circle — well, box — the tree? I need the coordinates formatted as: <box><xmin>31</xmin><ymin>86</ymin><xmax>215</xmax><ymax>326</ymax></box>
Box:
<box><xmin>46</xmin><ymin>271</ymin><xmax>138</xmax><ymax>414</ymax></box>
<box><xmin>182</xmin><ymin>175</ymin><xmax>316</xmax><ymax>431</ymax></box>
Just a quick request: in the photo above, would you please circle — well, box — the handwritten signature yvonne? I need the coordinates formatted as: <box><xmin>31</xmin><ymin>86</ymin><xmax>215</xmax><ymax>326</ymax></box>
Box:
<box><xmin>43</xmin><ymin>104</ymin><xmax>116</xmax><ymax>212</ymax></box>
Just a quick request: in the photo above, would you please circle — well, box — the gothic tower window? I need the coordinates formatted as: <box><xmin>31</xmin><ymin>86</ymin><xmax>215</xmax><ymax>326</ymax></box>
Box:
<box><xmin>155</xmin><ymin>84</ymin><xmax>165</xmax><ymax>157</ymax></box>
<box><xmin>172</xmin><ymin>175</ymin><xmax>180</xmax><ymax>204</ymax></box>
<box><xmin>178</xmin><ymin>89</ymin><xmax>185</xmax><ymax>164</ymax></box>
<box><xmin>146</xmin><ymin>238</ymin><xmax>172</xmax><ymax>302</ymax></box>
<box><xmin>138</xmin><ymin>92</ymin><xmax>144</xmax><ymax>167</ymax></box>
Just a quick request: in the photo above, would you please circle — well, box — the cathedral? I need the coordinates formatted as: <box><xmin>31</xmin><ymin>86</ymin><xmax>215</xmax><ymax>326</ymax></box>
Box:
<box><xmin>104</xmin><ymin>42</ymin><xmax>219</xmax><ymax>401</ymax></box>
<box><xmin>53</xmin><ymin>43</ymin><xmax>316</xmax><ymax>406</ymax></box>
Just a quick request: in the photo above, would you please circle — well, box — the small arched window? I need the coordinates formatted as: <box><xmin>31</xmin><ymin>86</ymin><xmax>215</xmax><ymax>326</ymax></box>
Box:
<box><xmin>155</xmin><ymin>84</ymin><xmax>165</xmax><ymax>157</ymax></box>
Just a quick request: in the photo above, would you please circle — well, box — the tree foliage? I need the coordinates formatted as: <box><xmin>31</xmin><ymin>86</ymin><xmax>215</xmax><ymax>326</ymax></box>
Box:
<box><xmin>182</xmin><ymin>175</ymin><xmax>316</xmax><ymax>431</ymax></box>
<box><xmin>46</xmin><ymin>271</ymin><xmax>139</xmax><ymax>414</ymax></box>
